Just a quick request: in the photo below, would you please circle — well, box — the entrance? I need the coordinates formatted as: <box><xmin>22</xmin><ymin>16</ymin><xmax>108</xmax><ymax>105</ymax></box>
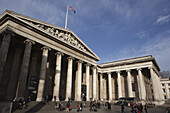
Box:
<box><xmin>27</xmin><ymin>76</ymin><xmax>38</xmax><ymax>101</ymax></box>
<box><xmin>82</xmin><ymin>85</ymin><xmax>86</xmax><ymax>101</ymax></box>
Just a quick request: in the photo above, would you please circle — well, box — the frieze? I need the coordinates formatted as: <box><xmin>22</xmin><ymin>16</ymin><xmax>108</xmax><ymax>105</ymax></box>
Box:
<box><xmin>29</xmin><ymin>22</ymin><xmax>86</xmax><ymax>52</ymax></box>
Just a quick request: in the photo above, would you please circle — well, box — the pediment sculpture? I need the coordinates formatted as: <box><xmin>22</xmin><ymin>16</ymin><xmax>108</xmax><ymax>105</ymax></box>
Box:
<box><xmin>29</xmin><ymin>22</ymin><xmax>86</xmax><ymax>52</ymax></box>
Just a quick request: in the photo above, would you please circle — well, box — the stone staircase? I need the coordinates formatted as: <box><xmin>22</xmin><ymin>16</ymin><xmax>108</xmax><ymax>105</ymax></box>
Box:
<box><xmin>12</xmin><ymin>101</ymin><xmax>91</xmax><ymax>113</ymax></box>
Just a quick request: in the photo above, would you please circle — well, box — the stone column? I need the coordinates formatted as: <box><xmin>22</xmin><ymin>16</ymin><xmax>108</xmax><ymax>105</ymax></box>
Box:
<box><xmin>36</xmin><ymin>46</ymin><xmax>50</xmax><ymax>101</ymax></box>
<box><xmin>99</xmin><ymin>73</ymin><xmax>103</xmax><ymax>100</ymax></box>
<box><xmin>0</xmin><ymin>32</ymin><xmax>12</xmax><ymax>84</ymax></box>
<box><xmin>53</xmin><ymin>52</ymin><xmax>63</xmax><ymax>101</ymax></box>
<box><xmin>149</xmin><ymin>67</ymin><xmax>161</xmax><ymax>101</ymax></box>
<box><xmin>92</xmin><ymin>66</ymin><xmax>97</xmax><ymax>100</ymax></box>
<box><xmin>108</xmin><ymin>72</ymin><xmax>112</xmax><ymax>101</ymax></box>
<box><xmin>75</xmin><ymin>60</ymin><xmax>83</xmax><ymax>101</ymax></box>
<box><xmin>137</xmin><ymin>68</ymin><xmax>146</xmax><ymax>100</ymax></box>
<box><xmin>117</xmin><ymin>71</ymin><xmax>122</xmax><ymax>98</ymax></box>
<box><xmin>65</xmin><ymin>56</ymin><xmax>74</xmax><ymax>101</ymax></box>
<box><xmin>126</xmin><ymin>70</ymin><xmax>133</xmax><ymax>97</ymax></box>
<box><xmin>16</xmin><ymin>39</ymin><xmax>35</xmax><ymax>98</ymax></box>
<box><xmin>165</xmin><ymin>83</ymin><xmax>169</xmax><ymax>99</ymax></box>
<box><xmin>86</xmin><ymin>63</ymin><xmax>90</xmax><ymax>101</ymax></box>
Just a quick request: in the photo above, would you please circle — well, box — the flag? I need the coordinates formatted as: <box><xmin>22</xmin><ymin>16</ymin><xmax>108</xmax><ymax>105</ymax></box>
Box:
<box><xmin>69</xmin><ymin>6</ymin><xmax>76</xmax><ymax>13</ymax></box>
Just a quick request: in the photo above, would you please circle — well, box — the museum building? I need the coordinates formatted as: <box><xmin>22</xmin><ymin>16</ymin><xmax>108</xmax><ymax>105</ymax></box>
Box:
<box><xmin>0</xmin><ymin>10</ymin><xmax>164</xmax><ymax>105</ymax></box>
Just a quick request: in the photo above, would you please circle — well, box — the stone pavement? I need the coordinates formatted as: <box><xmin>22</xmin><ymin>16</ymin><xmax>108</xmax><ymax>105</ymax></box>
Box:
<box><xmin>14</xmin><ymin>103</ymin><xmax>169</xmax><ymax>113</ymax></box>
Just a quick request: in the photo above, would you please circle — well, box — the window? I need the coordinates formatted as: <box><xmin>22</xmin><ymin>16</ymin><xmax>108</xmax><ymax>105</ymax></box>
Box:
<box><xmin>132</xmin><ymin>83</ymin><xmax>135</xmax><ymax>91</ymax></box>
<box><xmin>162</xmin><ymin>84</ymin><xmax>164</xmax><ymax>86</ymax></box>
<box><xmin>163</xmin><ymin>89</ymin><xmax>166</xmax><ymax>93</ymax></box>
<box><xmin>164</xmin><ymin>96</ymin><xmax>167</xmax><ymax>99</ymax></box>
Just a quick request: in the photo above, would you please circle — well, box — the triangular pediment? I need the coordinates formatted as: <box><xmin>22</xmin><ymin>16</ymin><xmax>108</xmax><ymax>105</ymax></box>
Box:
<box><xmin>0</xmin><ymin>10</ymin><xmax>100</xmax><ymax>61</ymax></box>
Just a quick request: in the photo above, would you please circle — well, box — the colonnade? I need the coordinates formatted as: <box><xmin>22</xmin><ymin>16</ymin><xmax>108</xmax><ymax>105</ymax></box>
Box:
<box><xmin>0</xmin><ymin>31</ymin><xmax>163</xmax><ymax>102</ymax></box>
<box><xmin>99</xmin><ymin>67</ymin><xmax>160</xmax><ymax>101</ymax></box>
<box><xmin>0</xmin><ymin>31</ymin><xmax>98</xmax><ymax>101</ymax></box>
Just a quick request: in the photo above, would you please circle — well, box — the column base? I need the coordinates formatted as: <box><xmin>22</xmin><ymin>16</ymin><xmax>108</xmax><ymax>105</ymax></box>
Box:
<box><xmin>74</xmin><ymin>98</ymin><xmax>82</xmax><ymax>101</ymax></box>
<box><xmin>52</xmin><ymin>98</ymin><xmax>60</xmax><ymax>101</ymax></box>
<box><xmin>36</xmin><ymin>98</ymin><xmax>43</xmax><ymax>102</ymax></box>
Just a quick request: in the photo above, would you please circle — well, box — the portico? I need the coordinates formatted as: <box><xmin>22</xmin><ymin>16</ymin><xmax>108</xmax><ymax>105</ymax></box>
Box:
<box><xmin>0</xmin><ymin>10</ymin><xmax>165</xmax><ymax>105</ymax></box>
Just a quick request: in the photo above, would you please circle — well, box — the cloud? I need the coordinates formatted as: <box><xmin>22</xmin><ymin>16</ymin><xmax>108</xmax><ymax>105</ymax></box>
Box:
<box><xmin>99</xmin><ymin>30</ymin><xmax>170</xmax><ymax>71</ymax></box>
<box><xmin>130</xmin><ymin>31</ymin><xmax>149</xmax><ymax>39</ymax></box>
<box><xmin>155</xmin><ymin>14</ymin><xmax>170</xmax><ymax>25</ymax></box>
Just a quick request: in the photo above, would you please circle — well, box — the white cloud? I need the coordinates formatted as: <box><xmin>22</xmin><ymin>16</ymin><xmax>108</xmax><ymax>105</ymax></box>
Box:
<box><xmin>99</xmin><ymin>30</ymin><xmax>170</xmax><ymax>71</ymax></box>
<box><xmin>130</xmin><ymin>31</ymin><xmax>148</xmax><ymax>39</ymax></box>
<box><xmin>155</xmin><ymin>14</ymin><xmax>170</xmax><ymax>25</ymax></box>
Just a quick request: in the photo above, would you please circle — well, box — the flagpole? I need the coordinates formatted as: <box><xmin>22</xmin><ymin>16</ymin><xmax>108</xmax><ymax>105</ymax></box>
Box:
<box><xmin>65</xmin><ymin>4</ymin><xmax>69</xmax><ymax>29</ymax></box>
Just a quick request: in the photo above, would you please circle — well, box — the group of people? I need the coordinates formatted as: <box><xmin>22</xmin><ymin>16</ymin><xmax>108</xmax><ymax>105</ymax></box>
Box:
<box><xmin>55</xmin><ymin>102</ymin><xmax>64</xmax><ymax>111</ymax></box>
<box><xmin>129</xmin><ymin>103</ymin><xmax>148</xmax><ymax>113</ymax></box>
<box><xmin>77</xmin><ymin>102</ymin><xmax>86</xmax><ymax>112</ymax></box>
<box><xmin>18</xmin><ymin>98</ymin><xmax>27</xmax><ymax>110</ymax></box>
<box><xmin>89</xmin><ymin>101</ymin><xmax>101</xmax><ymax>112</ymax></box>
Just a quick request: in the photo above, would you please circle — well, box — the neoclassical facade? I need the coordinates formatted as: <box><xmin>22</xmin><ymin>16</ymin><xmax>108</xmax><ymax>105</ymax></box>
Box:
<box><xmin>0</xmin><ymin>10</ymin><xmax>164</xmax><ymax>105</ymax></box>
<box><xmin>160</xmin><ymin>78</ymin><xmax>170</xmax><ymax>100</ymax></box>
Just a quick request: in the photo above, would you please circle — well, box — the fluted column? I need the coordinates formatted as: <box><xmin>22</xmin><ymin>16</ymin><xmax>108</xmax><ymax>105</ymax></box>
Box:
<box><xmin>149</xmin><ymin>67</ymin><xmax>160</xmax><ymax>100</ymax></box>
<box><xmin>99</xmin><ymin>73</ymin><xmax>103</xmax><ymax>100</ymax></box>
<box><xmin>137</xmin><ymin>68</ymin><xmax>146</xmax><ymax>100</ymax></box>
<box><xmin>16</xmin><ymin>39</ymin><xmax>35</xmax><ymax>98</ymax></box>
<box><xmin>65</xmin><ymin>56</ymin><xmax>74</xmax><ymax>101</ymax></box>
<box><xmin>108</xmin><ymin>72</ymin><xmax>112</xmax><ymax>101</ymax></box>
<box><xmin>92</xmin><ymin>66</ymin><xmax>97</xmax><ymax>100</ymax></box>
<box><xmin>36</xmin><ymin>46</ymin><xmax>50</xmax><ymax>101</ymax></box>
<box><xmin>75</xmin><ymin>60</ymin><xmax>83</xmax><ymax>101</ymax></box>
<box><xmin>126</xmin><ymin>70</ymin><xmax>133</xmax><ymax>97</ymax></box>
<box><xmin>0</xmin><ymin>32</ymin><xmax>12</xmax><ymax>84</ymax></box>
<box><xmin>117</xmin><ymin>71</ymin><xmax>122</xmax><ymax>98</ymax></box>
<box><xmin>165</xmin><ymin>83</ymin><xmax>169</xmax><ymax>99</ymax></box>
<box><xmin>86</xmin><ymin>63</ymin><xmax>90</xmax><ymax>101</ymax></box>
<box><xmin>53</xmin><ymin>52</ymin><xmax>63</xmax><ymax>101</ymax></box>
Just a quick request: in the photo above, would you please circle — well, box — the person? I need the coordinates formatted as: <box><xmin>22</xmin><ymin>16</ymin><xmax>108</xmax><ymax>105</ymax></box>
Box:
<box><xmin>108</xmin><ymin>102</ymin><xmax>111</xmax><ymax>111</ymax></box>
<box><xmin>53</xmin><ymin>96</ymin><xmax>56</xmax><ymax>102</ymax></box>
<box><xmin>121</xmin><ymin>104</ymin><xmax>125</xmax><ymax>113</ymax></box>
<box><xmin>55</xmin><ymin>102</ymin><xmax>58</xmax><ymax>110</ymax></box>
<box><xmin>77</xmin><ymin>103</ymin><xmax>80</xmax><ymax>112</ymax></box>
<box><xmin>45</xmin><ymin>95</ymin><xmax>49</xmax><ymax>104</ymax></box>
<box><xmin>59</xmin><ymin>102</ymin><xmax>61</xmax><ymax>111</ymax></box>
<box><xmin>90</xmin><ymin>101</ymin><xmax>93</xmax><ymax>111</ymax></box>
<box><xmin>69</xmin><ymin>103</ymin><xmax>71</xmax><ymax>111</ymax></box>
<box><xmin>80</xmin><ymin>103</ymin><xmax>83</xmax><ymax>111</ymax></box>
<box><xmin>22</xmin><ymin>99</ymin><xmax>26</xmax><ymax>109</ymax></box>
<box><xmin>83</xmin><ymin>102</ymin><xmax>86</xmax><ymax>108</ymax></box>
<box><xmin>18</xmin><ymin>99</ymin><xmax>23</xmax><ymax>109</ymax></box>
<box><xmin>165</xmin><ymin>107</ymin><xmax>170</xmax><ymax>113</ymax></box>
<box><xmin>66</xmin><ymin>102</ymin><xmax>69</xmax><ymax>112</ymax></box>
<box><xmin>144</xmin><ymin>103</ymin><xmax>148</xmax><ymax>113</ymax></box>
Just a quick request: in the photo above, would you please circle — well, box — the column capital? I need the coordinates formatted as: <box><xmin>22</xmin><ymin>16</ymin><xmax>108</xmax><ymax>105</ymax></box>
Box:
<box><xmin>99</xmin><ymin>73</ymin><xmax>103</xmax><ymax>76</ymax></box>
<box><xmin>2</xmin><ymin>28</ymin><xmax>15</xmax><ymax>37</ymax></box>
<box><xmin>107</xmin><ymin>72</ymin><xmax>111</xmax><ymax>75</ymax></box>
<box><xmin>116</xmin><ymin>71</ymin><xmax>121</xmax><ymax>74</ymax></box>
<box><xmin>24</xmin><ymin>39</ymin><xmax>35</xmax><ymax>45</ymax></box>
<box><xmin>137</xmin><ymin>68</ymin><xmax>142</xmax><ymax>71</ymax></box>
<box><xmin>126</xmin><ymin>69</ymin><xmax>131</xmax><ymax>72</ymax></box>
<box><xmin>92</xmin><ymin>66</ymin><xmax>97</xmax><ymax>69</ymax></box>
<box><xmin>55</xmin><ymin>52</ymin><xmax>64</xmax><ymax>56</ymax></box>
<box><xmin>85</xmin><ymin>63</ymin><xmax>91</xmax><ymax>67</ymax></box>
<box><xmin>148</xmin><ymin>66</ymin><xmax>154</xmax><ymax>70</ymax></box>
<box><xmin>76</xmin><ymin>60</ymin><xmax>83</xmax><ymax>64</ymax></box>
<box><xmin>67</xmin><ymin>56</ymin><xmax>74</xmax><ymax>60</ymax></box>
<box><xmin>41</xmin><ymin>46</ymin><xmax>51</xmax><ymax>51</ymax></box>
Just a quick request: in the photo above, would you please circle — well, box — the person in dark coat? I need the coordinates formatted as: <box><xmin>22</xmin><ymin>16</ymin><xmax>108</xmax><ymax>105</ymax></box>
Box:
<box><xmin>121</xmin><ymin>104</ymin><xmax>125</xmax><ymax>113</ymax></box>
<box><xmin>144</xmin><ymin>103</ymin><xmax>148</xmax><ymax>113</ymax></box>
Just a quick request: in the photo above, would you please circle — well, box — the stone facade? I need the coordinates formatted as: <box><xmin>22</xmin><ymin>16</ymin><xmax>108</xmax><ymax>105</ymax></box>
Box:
<box><xmin>160</xmin><ymin>78</ymin><xmax>170</xmax><ymax>100</ymax></box>
<box><xmin>0</xmin><ymin>10</ymin><xmax>165</xmax><ymax>105</ymax></box>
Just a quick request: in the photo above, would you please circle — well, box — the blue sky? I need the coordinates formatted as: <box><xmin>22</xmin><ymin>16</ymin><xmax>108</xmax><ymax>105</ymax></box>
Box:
<box><xmin>0</xmin><ymin>0</ymin><xmax>170</xmax><ymax>71</ymax></box>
